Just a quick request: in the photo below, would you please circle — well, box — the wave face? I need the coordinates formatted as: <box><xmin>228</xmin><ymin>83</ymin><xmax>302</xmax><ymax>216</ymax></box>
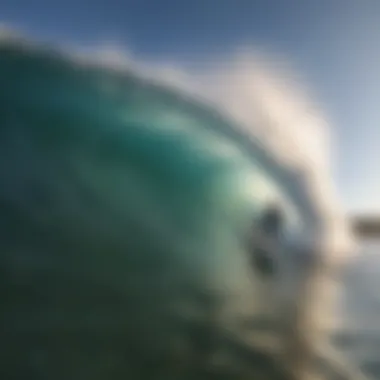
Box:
<box><xmin>0</xmin><ymin>33</ymin><xmax>357</xmax><ymax>379</ymax></box>
<box><xmin>82</xmin><ymin>40</ymin><xmax>354</xmax><ymax>264</ymax></box>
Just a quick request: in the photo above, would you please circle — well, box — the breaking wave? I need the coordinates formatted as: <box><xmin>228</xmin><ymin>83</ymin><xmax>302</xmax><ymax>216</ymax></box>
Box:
<box><xmin>0</xmin><ymin>26</ymin><xmax>364</xmax><ymax>379</ymax></box>
<box><xmin>83</xmin><ymin>39</ymin><xmax>355</xmax><ymax>264</ymax></box>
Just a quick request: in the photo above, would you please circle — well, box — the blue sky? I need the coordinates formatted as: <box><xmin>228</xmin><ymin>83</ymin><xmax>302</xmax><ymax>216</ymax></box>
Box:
<box><xmin>1</xmin><ymin>0</ymin><xmax>379</xmax><ymax>213</ymax></box>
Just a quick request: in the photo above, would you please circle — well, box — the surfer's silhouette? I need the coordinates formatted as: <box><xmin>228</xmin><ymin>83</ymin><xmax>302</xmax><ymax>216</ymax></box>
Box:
<box><xmin>260</xmin><ymin>202</ymin><xmax>284</xmax><ymax>236</ymax></box>
<box><xmin>251</xmin><ymin>202</ymin><xmax>284</xmax><ymax>276</ymax></box>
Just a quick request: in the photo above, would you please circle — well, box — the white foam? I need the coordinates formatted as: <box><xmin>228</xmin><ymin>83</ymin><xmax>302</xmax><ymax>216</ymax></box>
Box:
<box><xmin>78</xmin><ymin>40</ymin><xmax>354</xmax><ymax>265</ymax></box>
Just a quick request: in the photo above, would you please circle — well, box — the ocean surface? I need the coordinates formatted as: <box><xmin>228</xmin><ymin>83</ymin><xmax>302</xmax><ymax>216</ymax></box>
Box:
<box><xmin>334</xmin><ymin>239</ymin><xmax>380</xmax><ymax>378</ymax></box>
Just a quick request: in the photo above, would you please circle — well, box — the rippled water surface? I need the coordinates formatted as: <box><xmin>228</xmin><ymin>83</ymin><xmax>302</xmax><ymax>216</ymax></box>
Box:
<box><xmin>334</xmin><ymin>240</ymin><xmax>380</xmax><ymax>378</ymax></box>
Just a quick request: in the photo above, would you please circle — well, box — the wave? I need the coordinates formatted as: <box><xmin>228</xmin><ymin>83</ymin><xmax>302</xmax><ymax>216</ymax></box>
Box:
<box><xmin>80</xmin><ymin>39</ymin><xmax>355</xmax><ymax>264</ymax></box>
<box><xmin>0</xmin><ymin>25</ymin><xmax>355</xmax><ymax>260</ymax></box>
<box><xmin>0</xmin><ymin>27</ymin><xmax>362</xmax><ymax>379</ymax></box>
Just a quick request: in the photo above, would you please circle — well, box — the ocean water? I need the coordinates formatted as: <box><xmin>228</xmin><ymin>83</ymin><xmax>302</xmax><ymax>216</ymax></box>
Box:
<box><xmin>334</xmin><ymin>240</ymin><xmax>380</xmax><ymax>378</ymax></box>
<box><xmin>0</xmin><ymin>34</ymin><xmax>373</xmax><ymax>379</ymax></box>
